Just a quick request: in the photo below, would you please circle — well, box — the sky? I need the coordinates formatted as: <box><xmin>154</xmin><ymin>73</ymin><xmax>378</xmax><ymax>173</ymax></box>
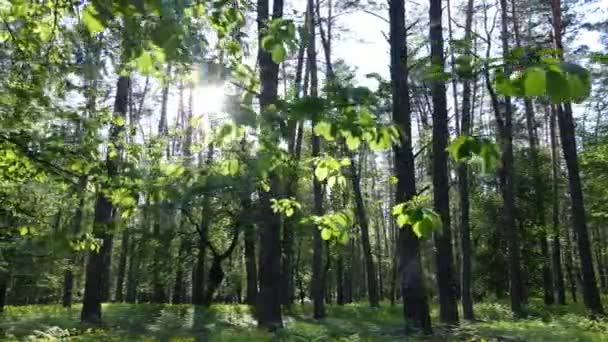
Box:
<box><xmin>333</xmin><ymin>0</ymin><xmax>607</xmax><ymax>88</ymax></box>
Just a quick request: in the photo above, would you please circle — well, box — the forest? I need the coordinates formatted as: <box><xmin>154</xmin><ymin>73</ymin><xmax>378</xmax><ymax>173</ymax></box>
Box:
<box><xmin>0</xmin><ymin>0</ymin><xmax>607</xmax><ymax>340</ymax></box>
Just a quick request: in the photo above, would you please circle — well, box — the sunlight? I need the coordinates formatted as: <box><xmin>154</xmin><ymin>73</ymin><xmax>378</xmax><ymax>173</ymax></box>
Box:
<box><xmin>192</xmin><ymin>84</ymin><xmax>226</xmax><ymax>115</ymax></box>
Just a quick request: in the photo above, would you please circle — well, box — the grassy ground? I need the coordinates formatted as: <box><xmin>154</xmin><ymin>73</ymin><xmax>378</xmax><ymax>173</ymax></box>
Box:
<box><xmin>0</xmin><ymin>299</ymin><xmax>607</xmax><ymax>341</ymax></box>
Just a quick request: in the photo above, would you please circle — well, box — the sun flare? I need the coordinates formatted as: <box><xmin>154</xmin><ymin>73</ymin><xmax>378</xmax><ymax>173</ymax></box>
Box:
<box><xmin>192</xmin><ymin>85</ymin><xmax>226</xmax><ymax>115</ymax></box>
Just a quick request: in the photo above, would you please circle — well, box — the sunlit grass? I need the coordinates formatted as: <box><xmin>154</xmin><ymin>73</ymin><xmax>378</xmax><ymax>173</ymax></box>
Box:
<box><xmin>1</xmin><ymin>300</ymin><xmax>607</xmax><ymax>341</ymax></box>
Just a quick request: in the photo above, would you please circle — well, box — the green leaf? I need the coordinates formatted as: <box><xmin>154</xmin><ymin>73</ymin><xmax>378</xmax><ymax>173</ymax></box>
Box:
<box><xmin>113</xmin><ymin>115</ymin><xmax>126</xmax><ymax>126</ymax></box>
<box><xmin>315</xmin><ymin>165</ymin><xmax>328</xmax><ymax>181</ymax></box>
<box><xmin>338</xmin><ymin>232</ymin><xmax>350</xmax><ymax>245</ymax></box>
<box><xmin>285</xmin><ymin>207</ymin><xmax>294</xmax><ymax>217</ymax></box>
<box><xmin>327</xmin><ymin>175</ymin><xmax>337</xmax><ymax>189</ymax></box>
<box><xmin>412</xmin><ymin>217</ymin><xmax>434</xmax><ymax>238</ymax></box>
<box><xmin>271</xmin><ymin>44</ymin><xmax>287</xmax><ymax>63</ymax></box>
<box><xmin>396</xmin><ymin>214</ymin><xmax>409</xmax><ymax>227</ymax></box>
<box><xmin>321</xmin><ymin>228</ymin><xmax>332</xmax><ymax>240</ymax></box>
<box><xmin>135</xmin><ymin>51</ymin><xmax>154</xmax><ymax>75</ymax></box>
<box><xmin>313</xmin><ymin>121</ymin><xmax>334</xmax><ymax>141</ymax></box>
<box><xmin>523</xmin><ymin>67</ymin><xmax>546</xmax><ymax>96</ymax></box>
<box><xmin>82</xmin><ymin>5</ymin><xmax>104</xmax><ymax>34</ymax></box>
<box><xmin>346</xmin><ymin>134</ymin><xmax>361</xmax><ymax>150</ymax></box>
<box><xmin>546</xmin><ymin>69</ymin><xmax>569</xmax><ymax>103</ymax></box>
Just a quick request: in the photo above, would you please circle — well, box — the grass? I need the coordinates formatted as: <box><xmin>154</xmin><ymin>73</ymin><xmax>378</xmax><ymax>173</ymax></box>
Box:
<box><xmin>0</xmin><ymin>300</ymin><xmax>607</xmax><ymax>341</ymax></box>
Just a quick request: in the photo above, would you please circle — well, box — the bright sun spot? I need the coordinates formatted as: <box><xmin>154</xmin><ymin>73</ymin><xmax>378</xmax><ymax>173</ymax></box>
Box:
<box><xmin>192</xmin><ymin>85</ymin><xmax>226</xmax><ymax>115</ymax></box>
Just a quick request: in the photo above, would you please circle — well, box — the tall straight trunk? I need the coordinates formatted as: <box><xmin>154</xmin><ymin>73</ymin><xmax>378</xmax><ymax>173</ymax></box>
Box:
<box><xmin>336</xmin><ymin>255</ymin><xmax>345</xmax><ymax>305</ymax></box>
<box><xmin>193</xmin><ymin>144</ymin><xmax>214</xmax><ymax>305</ymax></box>
<box><xmin>0</xmin><ymin>272</ymin><xmax>7</xmax><ymax>312</ymax></box>
<box><xmin>151</xmin><ymin>65</ymin><xmax>172</xmax><ymax>304</ymax></box>
<box><xmin>511</xmin><ymin>0</ymin><xmax>554</xmax><ymax>305</ymax></box>
<box><xmin>192</xmin><ymin>239</ymin><xmax>206</xmax><ymax>305</ymax></box>
<box><xmin>172</xmin><ymin>238</ymin><xmax>187</xmax><ymax>304</ymax></box>
<box><xmin>100</xmin><ymin>237</ymin><xmax>113</xmax><ymax>303</ymax></box>
<box><xmin>125</xmin><ymin>233</ymin><xmax>139</xmax><ymax>303</ymax></box>
<box><xmin>429</xmin><ymin>0</ymin><xmax>458</xmax><ymax>324</ymax></box>
<box><xmin>114</xmin><ymin>229</ymin><xmax>130</xmax><ymax>302</ymax></box>
<box><xmin>498</xmin><ymin>0</ymin><xmax>524</xmax><ymax>316</ymax></box>
<box><xmin>550</xmin><ymin>106</ymin><xmax>566</xmax><ymax>305</ymax></box>
<box><xmin>349</xmin><ymin>154</ymin><xmax>380</xmax><ymax>307</ymax></box>
<box><xmin>256</xmin><ymin>0</ymin><xmax>284</xmax><ymax>330</ymax></box>
<box><xmin>63</xmin><ymin>175</ymin><xmax>88</xmax><ymax>308</ymax></box>
<box><xmin>551</xmin><ymin>0</ymin><xmax>604</xmax><ymax>316</ymax></box>
<box><xmin>281</xmin><ymin>8</ymin><xmax>308</xmax><ymax>306</ymax></box>
<box><xmin>244</xmin><ymin>225</ymin><xmax>258</xmax><ymax>305</ymax></box>
<box><xmin>458</xmin><ymin>0</ymin><xmax>475</xmax><ymax>321</ymax></box>
<box><xmin>556</xmin><ymin>103</ymin><xmax>604</xmax><ymax>315</ymax></box>
<box><xmin>81</xmin><ymin>75</ymin><xmax>129</xmax><ymax>323</ymax></box>
<box><xmin>172</xmin><ymin>80</ymin><xmax>192</xmax><ymax>305</ymax></box>
<box><xmin>593</xmin><ymin>226</ymin><xmax>607</xmax><ymax>292</ymax></box>
<box><xmin>308</xmin><ymin>0</ymin><xmax>325</xmax><ymax>318</ymax></box>
<box><xmin>564</xmin><ymin>215</ymin><xmax>578</xmax><ymax>302</ymax></box>
<box><xmin>390</xmin><ymin>0</ymin><xmax>431</xmax><ymax>333</ymax></box>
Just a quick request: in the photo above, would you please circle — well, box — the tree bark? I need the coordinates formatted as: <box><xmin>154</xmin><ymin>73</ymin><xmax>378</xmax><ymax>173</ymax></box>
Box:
<box><xmin>429</xmin><ymin>0</ymin><xmax>459</xmax><ymax>324</ymax></box>
<box><xmin>0</xmin><ymin>271</ymin><xmax>7</xmax><ymax>313</ymax></box>
<box><xmin>556</xmin><ymin>103</ymin><xmax>604</xmax><ymax>315</ymax></box>
<box><xmin>308</xmin><ymin>0</ymin><xmax>326</xmax><ymax>318</ymax></box>
<box><xmin>458</xmin><ymin>0</ymin><xmax>475</xmax><ymax>321</ymax></box>
<box><xmin>125</xmin><ymin>233</ymin><xmax>139</xmax><ymax>303</ymax></box>
<box><xmin>511</xmin><ymin>0</ymin><xmax>554</xmax><ymax>306</ymax></box>
<box><xmin>390</xmin><ymin>0</ymin><xmax>432</xmax><ymax>333</ymax></box>
<box><xmin>63</xmin><ymin>175</ymin><xmax>88</xmax><ymax>308</ymax></box>
<box><xmin>255</xmin><ymin>0</ymin><xmax>284</xmax><ymax>330</ymax></box>
<box><xmin>81</xmin><ymin>75</ymin><xmax>129</xmax><ymax>323</ymax></box>
<box><xmin>244</xmin><ymin>225</ymin><xmax>258</xmax><ymax>305</ymax></box>
<box><xmin>550</xmin><ymin>0</ymin><xmax>604</xmax><ymax>316</ymax></box>
<box><xmin>497</xmin><ymin>0</ymin><xmax>524</xmax><ymax>316</ymax></box>
<box><xmin>550</xmin><ymin>106</ymin><xmax>566</xmax><ymax>305</ymax></box>
<box><xmin>349</xmin><ymin>153</ymin><xmax>380</xmax><ymax>307</ymax></box>
<box><xmin>114</xmin><ymin>229</ymin><xmax>129</xmax><ymax>302</ymax></box>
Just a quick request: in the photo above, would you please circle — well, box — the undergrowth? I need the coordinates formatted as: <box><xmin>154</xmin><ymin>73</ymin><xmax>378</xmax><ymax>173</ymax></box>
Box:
<box><xmin>0</xmin><ymin>299</ymin><xmax>606</xmax><ymax>341</ymax></box>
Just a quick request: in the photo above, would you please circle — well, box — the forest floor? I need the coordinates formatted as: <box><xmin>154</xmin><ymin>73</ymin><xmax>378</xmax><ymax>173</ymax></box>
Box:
<box><xmin>1</xmin><ymin>298</ymin><xmax>607</xmax><ymax>341</ymax></box>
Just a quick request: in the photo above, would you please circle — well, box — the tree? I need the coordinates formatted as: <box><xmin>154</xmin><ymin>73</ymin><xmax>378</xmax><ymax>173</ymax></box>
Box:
<box><xmin>389</xmin><ymin>0</ymin><xmax>432</xmax><ymax>333</ymax></box>
<box><xmin>255</xmin><ymin>0</ymin><xmax>285</xmax><ymax>329</ymax></box>
<box><xmin>81</xmin><ymin>75</ymin><xmax>130</xmax><ymax>323</ymax></box>
<box><xmin>458</xmin><ymin>0</ymin><xmax>476</xmax><ymax>321</ymax></box>
<box><xmin>550</xmin><ymin>0</ymin><xmax>605</xmax><ymax>316</ymax></box>
<box><xmin>429</xmin><ymin>0</ymin><xmax>459</xmax><ymax>324</ymax></box>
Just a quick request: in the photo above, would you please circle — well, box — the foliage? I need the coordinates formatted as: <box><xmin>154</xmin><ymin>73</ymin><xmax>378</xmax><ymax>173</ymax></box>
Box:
<box><xmin>391</xmin><ymin>196</ymin><xmax>442</xmax><ymax>238</ymax></box>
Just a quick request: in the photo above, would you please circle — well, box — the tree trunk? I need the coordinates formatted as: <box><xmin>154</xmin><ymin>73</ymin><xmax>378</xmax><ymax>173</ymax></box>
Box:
<box><xmin>63</xmin><ymin>175</ymin><xmax>88</xmax><ymax>308</ymax></box>
<box><xmin>81</xmin><ymin>75</ymin><xmax>129</xmax><ymax>323</ymax></box>
<box><xmin>245</xmin><ymin>226</ymin><xmax>258</xmax><ymax>305</ymax></box>
<box><xmin>115</xmin><ymin>229</ymin><xmax>129</xmax><ymax>302</ymax></box>
<box><xmin>255</xmin><ymin>0</ymin><xmax>284</xmax><ymax>330</ymax></box>
<box><xmin>458</xmin><ymin>0</ymin><xmax>475</xmax><ymax>321</ymax></box>
<box><xmin>308</xmin><ymin>0</ymin><xmax>325</xmax><ymax>318</ymax></box>
<box><xmin>510</xmin><ymin>0</ymin><xmax>554</xmax><ymax>306</ymax></box>
<box><xmin>192</xmin><ymin>240</ymin><xmax>206</xmax><ymax>305</ymax></box>
<box><xmin>430</xmin><ymin>0</ymin><xmax>459</xmax><ymax>324</ymax></box>
<box><xmin>556</xmin><ymin>103</ymin><xmax>604</xmax><ymax>315</ymax></box>
<box><xmin>172</xmin><ymin>238</ymin><xmax>187</xmax><ymax>304</ymax></box>
<box><xmin>0</xmin><ymin>271</ymin><xmax>7</xmax><ymax>313</ymax></box>
<box><xmin>125</xmin><ymin>233</ymin><xmax>139</xmax><ymax>304</ymax></box>
<box><xmin>390</xmin><ymin>0</ymin><xmax>432</xmax><ymax>333</ymax></box>
<box><xmin>349</xmin><ymin>154</ymin><xmax>380</xmax><ymax>307</ymax></box>
<box><xmin>551</xmin><ymin>0</ymin><xmax>603</xmax><ymax>316</ymax></box>
<box><xmin>336</xmin><ymin>255</ymin><xmax>345</xmax><ymax>305</ymax></box>
<box><xmin>497</xmin><ymin>0</ymin><xmax>524</xmax><ymax>316</ymax></box>
<box><xmin>550</xmin><ymin>107</ymin><xmax>566</xmax><ymax>305</ymax></box>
